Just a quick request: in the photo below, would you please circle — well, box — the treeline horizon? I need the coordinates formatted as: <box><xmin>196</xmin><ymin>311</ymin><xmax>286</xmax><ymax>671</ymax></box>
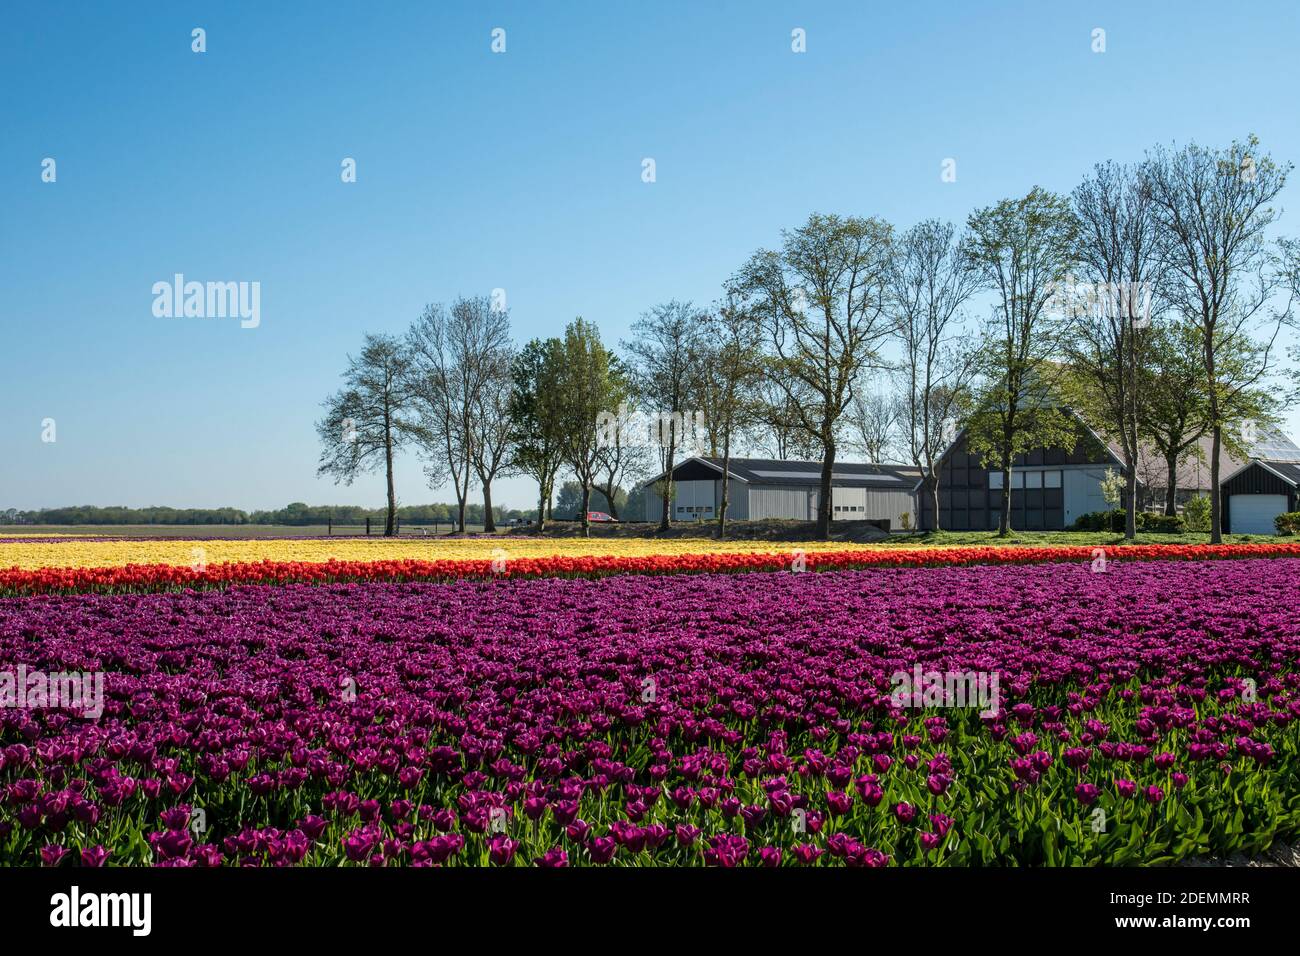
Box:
<box><xmin>0</xmin><ymin>502</ymin><xmax>533</xmax><ymax>526</ymax></box>
<box><xmin>0</xmin><ymin>482</ymin><xmax>638</xmax><ymax>526</ymax></box>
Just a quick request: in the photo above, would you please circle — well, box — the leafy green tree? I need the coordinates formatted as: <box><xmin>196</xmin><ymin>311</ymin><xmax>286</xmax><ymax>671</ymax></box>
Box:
<box><xmin>730</xmin><ymin>212</ymin><xmax>894</xmax><ymax>539</ymax></box>
<box><xmin>1145</xmin><ymin>136</ymin><xmax>1292</xmax><ymax>542</ymax></box>
<box><xmin>557</xmin><ymin>318</ymin><xmax>620</xmax><ymax>537</ymax></box>
<box><xmin>555</xmin><ymin>480</ymin><xmax>617</xmax><ymax>517</ymax></box>
<box><xmin>1132</xmin><ymin>318</ymin><xmax>1212</xmax><ymax>514</ymax></box>
<box><xmin>965</xmin><ymin>188</ymin><xmax>1079</xmax><ymax>535</ymax></box>
<box><xmin>509</xmin><ymin>338</ymin><xmax>567</xmax><ymax>531</ymax></box>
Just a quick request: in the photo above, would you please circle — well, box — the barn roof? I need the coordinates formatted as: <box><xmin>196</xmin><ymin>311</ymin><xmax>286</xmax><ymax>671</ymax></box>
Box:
<box><xmin>644</xmin><ymin>457</ymin><xmax>922</xmax><ymax>490</ymax></box>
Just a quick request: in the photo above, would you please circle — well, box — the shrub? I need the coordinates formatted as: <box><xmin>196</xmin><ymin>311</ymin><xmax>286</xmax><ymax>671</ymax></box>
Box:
<box><xmin>1184</xmin><ymin>495</ymin><xmax>1212</xmax><ymax>533</ymax></box>
<box><xmin>1137</xmin><ymin>512</ymin><xmax>1186</xmax><ymax>534</ymax></box>
<box><xmin>1072</xmin><ymin>510</ymin><xmax>1126</xmax><ymax>532</ymax></box>
<box><xmin>1275</xmin><ymin>512</ymin><xmax>1300</xmax><ymax>536</ymax></box>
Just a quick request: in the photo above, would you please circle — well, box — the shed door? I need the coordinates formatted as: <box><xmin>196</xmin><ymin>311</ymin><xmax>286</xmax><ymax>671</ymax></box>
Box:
<box><xmin>1228</xmin><ymin>494</ymin><xmax>1287</xmax><ymax>535</ymax></box>
<box><xmin>1063</xmin><ymin>469</ymin><xmax>1109</xmax><ymax>527</ymax></box>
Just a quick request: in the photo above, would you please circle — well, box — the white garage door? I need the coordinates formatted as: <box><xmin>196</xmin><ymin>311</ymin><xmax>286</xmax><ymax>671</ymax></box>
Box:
<box><xmin>1229</xmin><ymin>494</ymin><xmax>1287</xmax><ymax>535</ymax></box>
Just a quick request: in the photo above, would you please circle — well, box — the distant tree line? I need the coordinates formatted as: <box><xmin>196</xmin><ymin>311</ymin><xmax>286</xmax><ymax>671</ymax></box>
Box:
<box><xmin>0</xmin><ymin>503</ymin><xmax>534</xmax><ymax>526</ymax></box>
<box><xmin>1</xmin><ymin>506</ymin><xmax>253</xmax><ymax>526</ymax></box>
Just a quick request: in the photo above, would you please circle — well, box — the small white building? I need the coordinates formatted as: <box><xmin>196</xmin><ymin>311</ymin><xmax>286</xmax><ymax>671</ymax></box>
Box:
<box><xmin>641</xmin><ymin>457</ymin><xmax>921</xmax><ymax>529</ymax></box>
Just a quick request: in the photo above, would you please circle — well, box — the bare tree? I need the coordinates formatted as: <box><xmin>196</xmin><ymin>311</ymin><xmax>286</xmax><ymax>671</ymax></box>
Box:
<box><xmin>750</xmin><ymin>372</ymin><xmax>821</xmax><ymax>460</ymax></box>
<box><xmin>696</xmin><ymin>297</ymin><xmax>764</xmax><ymax>537</ymax></box>
<box><xmin>623</xmin><ymin>301</ymin><xmax>709</xmax><ymax>531</ymax></box>
<box><xmin>594</xmin><ymin>359</ymin><xmax>652</xmax><ymax>521</ymax></box>
<box><xmin>1064</xmin><ymin>161</ymin><xmax>1162</xmax><ymax>539</ymax></box>
<box><xmin>1145</xmin><ymin>137</ymin><xmax>1291</xmax><ymax>541</ymax></box>
<box><xmin>316</xmin><ymin>333</ymin><xmax>411</xmax><ymax>536</ymax></box>
<box><xmin>456</xmin><ymin>297</ymin><xmax>515</xmax><ymax>533</ymax></box>
<box><xmin>888</xmin><ymin>219</ymin><xmax>980</xmax><ymax>528</ymax></box>
<box><xmin>406</xmin><ymin>303</ymin><xmax>473</xmax><ymax>532</ymax></box>
<box><xmin>730</xmin><ymin>212</ymin><xmax>894</xmax><ymax>539</ymax></box>
<box><xmin>847</xmin><ymin>390</ymin><xmax>903</xmax><ymax>463</ymax></box>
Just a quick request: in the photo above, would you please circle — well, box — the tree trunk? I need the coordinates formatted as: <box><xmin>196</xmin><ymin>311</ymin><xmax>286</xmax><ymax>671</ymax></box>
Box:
<box><xmin>1210</xmin><ymin>424</ymin><xmax>1223</xmax><ymax>543</ymax></box>
<box><xmin>816</xmin><ymin>439</ymin><xmax>835</xmax><ymax>540</ymax></box>
<box><xmin>536</xmin><ymin>470</ymin><xmax>548</xmax><ymax>533</ymax></box>
<box><xmin>1164</xmin><ymin>453</ymin><xmax>1179</xmax><ymax>515</ymax></box>
<box><xmin>384</xmin><ymin>428</ymin><xmax>397</xmax><ymax>537</ymax></box>
<box><xmin>718</xmin><ymin>438</ymin><xmax>731</xmax><ymax>540</ymax></box>
<box><xmin>998</xmin><ymin>457</ymin><xmax>1012</xmax><ymax>537</ymax></box>
<box><xmin>1205</xmin><ymin>327</ymin><xmax>1223</xmax><ymax>543</ymax></box>
<box><xmin>600</xmin><ymin>485</ymin><xmax>620</xmax><ymax>521</ymax></box>
<box><xmin>1124</xmin><ymin>463</ymin><xmax>1137</xmax><ymax>541</ymax></box>
<box><xmin>928</xmin><ymin>473</ymin><xmax>941</xmax><ymax>533</ymax></box>
<box><xmin>581</xmin><ymin>484</ymin><xmax>592</xmax><ymax>539</ymax></box>
<box><xmin>659</xmin><ymin>433</ymin><xmax>677</xmax><ymax>532</ymax></box>
<box><xmin>482</xmin><ymin>481</ymin><xmax>495</xmax><ymax>532</ymax></box>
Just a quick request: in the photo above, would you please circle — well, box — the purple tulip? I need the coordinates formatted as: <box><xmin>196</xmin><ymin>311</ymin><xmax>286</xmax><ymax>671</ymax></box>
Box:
<box><xmin>487</xmin><ymin>835</ymin><xmax>518</xmax><ymax>867</ymax></box>
<box><xmin>534</xmin><ymin>847</ymin><xmax>567</xmax><ymax>868</ymax></box>
<box><xmin>41</xmin><ymin>844</ymin><xmax>69</xmax><ymax>867</ymax></box>
<box><xmin>80</xmin><ymin>846</ymin><xmax>111</xmax><ymax>868</ymax></box>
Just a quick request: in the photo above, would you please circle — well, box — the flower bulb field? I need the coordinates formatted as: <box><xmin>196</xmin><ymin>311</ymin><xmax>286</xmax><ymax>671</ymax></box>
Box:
<box><xmin>3</xmin><ymin>535</ymin><xmax>1299</xmax><ymax>868</ymax></box>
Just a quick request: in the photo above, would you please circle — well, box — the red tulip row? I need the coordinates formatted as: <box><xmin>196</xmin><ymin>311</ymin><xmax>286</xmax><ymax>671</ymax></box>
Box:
<box><xmin>5</xmin><ymin>541</ymin><xmax>1300</xmax><ymax>595</ymax></box>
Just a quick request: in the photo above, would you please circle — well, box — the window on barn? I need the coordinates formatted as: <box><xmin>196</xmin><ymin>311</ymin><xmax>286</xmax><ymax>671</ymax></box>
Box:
<box><xmin>1025</xmin><ymin>471</ymin><xmax>1043</xmax><ymax>489</ymax></box>
<box><xmin>1044</xmin><ymin>470</ymin><xmax>1062</xmax><ymax>488</ymax></box>
<box><xmin>989</xmin><ymin>472</ymin><xmax>1004</xmax><ymax>490</ymax></box>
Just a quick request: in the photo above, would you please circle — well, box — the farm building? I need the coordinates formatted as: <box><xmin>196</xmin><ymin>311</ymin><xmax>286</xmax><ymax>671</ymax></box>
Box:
<box><xmin>1219</xmin><ymin>429</ymin><xmax>1300</xmax><ymax>534</ymax></box>
<box><xmin>642</xmin><ymin>418</ymin><xmax>1300</xmax><ymax>534</ymax></box>
<box><xmin>917</xmin><ymin>408</ymin><xmax>1300</xmax><ymax>533</ymax></box>
<box><xmin>914</xmin><ymin>410</ymin><xmax>1122</xmax><ymax>532</ymax></box>
<box><xmin>1133</xmin><ymin>433</ymin><xmax>1244</xmax><ymax>514</ymax></box>
<box><xmin>641</xmin><ymin>457</ymin><xmax>921</xmax><ymax>529</ymax></box>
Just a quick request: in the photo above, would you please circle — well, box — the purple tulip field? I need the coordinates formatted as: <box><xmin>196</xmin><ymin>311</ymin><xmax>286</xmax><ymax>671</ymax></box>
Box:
<box><xmin>2</xmin><ymin>555</ymin><xmax>1298</xmax><ymax>867</ymax></box>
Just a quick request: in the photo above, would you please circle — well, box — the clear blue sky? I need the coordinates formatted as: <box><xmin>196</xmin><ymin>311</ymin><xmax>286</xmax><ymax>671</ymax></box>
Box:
<box><xmin>3</xmin><ymin>0</ymin><xmax>1298</xmax><ymax>512</ymax></box>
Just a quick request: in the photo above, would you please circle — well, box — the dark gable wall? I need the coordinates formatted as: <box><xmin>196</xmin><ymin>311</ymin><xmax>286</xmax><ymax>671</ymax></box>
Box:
<box><xmin>918</xmin><ymin>425</ymin><xmax>1114</xmax><ymax>531</ymax></box>
<box><xmin>670</xmin><ymin>460</ymin><xmax>726</xmax><ymax>482</ymax></box>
